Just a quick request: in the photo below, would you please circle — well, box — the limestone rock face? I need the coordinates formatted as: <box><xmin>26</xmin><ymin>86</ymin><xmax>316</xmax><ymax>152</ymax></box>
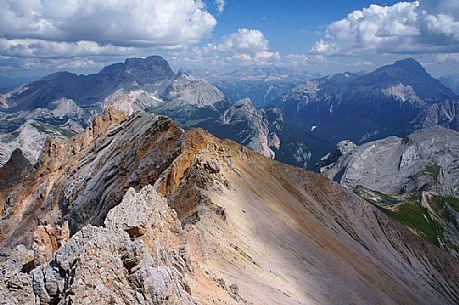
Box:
<box><xmin>318</xmin><ymin>140</ymin><xmax>356</xmax><ymax>171</ymax></box>
<box><xmin>322</xmin><ymin>126</ymin><xmax>459</xmax><ymax>197</ymax></box>
<box><xmin>414</xmin><ymin>99</ymin><xmax>459</xmax><ymax>131</ymax></box>
<box><xmin>33</xmin><ymin>222</ymin><xmax>69</xmax><ymax>266</ymax></box>
<box><xmin>0</xmin><ymin>245</ymin><xmax>35</xmax><ymax>305</ymax></box>
<box><xmin>0</xmin><ymin>110</ymin><xmax>458</xmax><ymax>305</ymax></box>
<box><xmin>24</xmin><ymin>186</ymin><xmax>195</xmax><ymax>305</ymax></box>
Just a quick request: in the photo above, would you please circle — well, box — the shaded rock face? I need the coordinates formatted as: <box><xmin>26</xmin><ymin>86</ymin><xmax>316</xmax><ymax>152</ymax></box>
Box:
<box><xmin>322</xmin><ymin>126</ymin><xmax>459</xmax><ymax>198</ymax></box>
<box><xmin>117</xmin><ymin>56</ymin><xmax>175</xmax><ymax>88</ymax></box>
<box><xmin>0</xmin><ymin>110</ymin><xmax>458</xmax><ymax>305</ymax></box>
<box><xmin>414</xmin><ymin>100</ymin><xmax>459</xmax><ymax>132</ymax></box>
<box><xmin>0</xmin><ymin>149</ymin><xmax>33</xmax><ymax>190</ymax></box>
<box><xmin>213</xmin><ymin>78</ymin><xmax>301</xmax><ymax>108</ymax></box>
<box><xmin>439</xmin><ymin>74</ymin><xmax>459</xmax><ymax>95</ymax></box>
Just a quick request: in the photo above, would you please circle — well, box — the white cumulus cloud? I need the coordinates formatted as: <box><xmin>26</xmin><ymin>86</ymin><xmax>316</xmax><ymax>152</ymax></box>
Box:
<box><xmin>0</xmin><ymin>0</ymin><xmax>220</xmax><ymax>73</ymax></box>
<box><xmin>0</xmin><ymin>0</ymin><xmax>217</xmax><ymax>47</ymax></box>
<box><xmin>312</xmin><ymin>0</ymin><xmax>459</xmax><ymax>56</ymax></box>
<box><xmin>217</xmin><ymin>28</ymin><xmax>269</xmax><ymax>53</ymax></box>
<box><xmin>0</xmin><ymin>39</ymin><xmax>136</xmax><ymax>58</ymax></box>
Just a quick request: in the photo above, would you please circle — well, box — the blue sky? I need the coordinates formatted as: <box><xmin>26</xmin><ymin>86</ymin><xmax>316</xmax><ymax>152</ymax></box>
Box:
<box><xmin>212</xmin><ymin>0</ymin><xmax>401</xmax><ymax>54</ymax></box>
<box><xmin>0</xmin><ymin>0</ymin><xmax>458</xmax><ymax>78</ymax></box>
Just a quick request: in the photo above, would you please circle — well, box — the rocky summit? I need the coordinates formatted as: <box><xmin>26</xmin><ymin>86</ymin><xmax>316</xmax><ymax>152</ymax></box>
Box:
<box><xmin>0</xmin><ymin>109</ymin><xmax>458</xmax><ymax>305</ymax></box>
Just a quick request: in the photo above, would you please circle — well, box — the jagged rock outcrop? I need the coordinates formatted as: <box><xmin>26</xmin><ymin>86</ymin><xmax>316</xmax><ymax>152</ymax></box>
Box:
<box><xmin>0</xmin><ymin>108</ymin><xmax>130</xmax><ymax>248</ymax></box>
<box><xmin>322</xmin><ymin>126</ymin><xmax>459</xmax><ymax>197</ymax></box>
<box><xmin>219</xmin><ymin>98</ymin><xmax>281</xmax><ymax>158</ymax></box>
<box><xmin>1</xmin><ymin>186</ymin><xmax>196</xmax><ymax>304</ymax></box>
<box><xmin>0</xmin><ymin>245</ymin><xmax>35</xmax><ymax>304</ymax></box>
<box><xmin>0</xmin><ymin>110</ymin><xmax>458</xmax><ymax>304</ymax></box>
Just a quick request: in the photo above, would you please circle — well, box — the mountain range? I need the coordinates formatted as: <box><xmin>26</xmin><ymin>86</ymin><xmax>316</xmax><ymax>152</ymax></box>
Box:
<box><xmin>279</xmin><ymin>58</ymin><xmax>457</xmax><ymax>143</ymax></box>
<box><xmin>0</xmin><ymin>56</ymin><xmax>226</xmax><ymax>165</ymax></box>
<box><xmin>1</xmin><ymin>54</ymin><xmax>459</xmax><ymax>304</ymax></box>
<box><xmin>2</xmin><ymin>56</ymin><xmax>459</xmax><ymax>171</ymax></box>
<box><xmin>0</xmin><ymin>76</ymin><xmax>32</xmax><ymax>92</ymax></box>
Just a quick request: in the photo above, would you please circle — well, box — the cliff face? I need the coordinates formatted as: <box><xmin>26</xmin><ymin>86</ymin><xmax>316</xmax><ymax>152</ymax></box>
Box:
<box><xmin>322</xmin><ymin>126</ymin><xmax>459</xmax><ymax>197</ymax></box>
<box><xmin>0</xmin><ymin>110</ymin><xmax>458</xmax><ymax>305</ymax></box>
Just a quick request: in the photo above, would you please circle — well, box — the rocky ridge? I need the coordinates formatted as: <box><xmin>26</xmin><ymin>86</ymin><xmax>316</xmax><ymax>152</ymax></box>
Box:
<box><xmin>0</xmin><ymin>109</ymin><xmax>458</xmax><ymax>304</ymax></box>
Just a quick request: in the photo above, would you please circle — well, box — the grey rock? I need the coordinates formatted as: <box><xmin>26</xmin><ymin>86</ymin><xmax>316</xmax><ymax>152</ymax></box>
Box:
<box><xmin>3</xmin><ymin>186</ymin><xmax>195</xmax><ymax>305</ymax></box>
<box><xmin>204</xmin><ymin>159</ymin><xmax>220</xmax><ymax>174</ymax></box>
<box><xmin>0</xmin><ymin>245</ymin><xmax>34</xmax><ymax>305</ymax></box>
<box><xmin>413</xmin><ymin>99</ymin><xmax>459</xmax><ymax>132</ymax></box>
<box><xmin>219</xmin><ymin>98</ymin><xmax>282</xmax><ymax>159</ymax></box>
<box><xmin>318</xmin><ymin>140</ymin><xmax>356</xmax><ymax>171</ymax></box>
<box><xmin>164</xmin><ymin>74</ymin><xmax>225</xmax><ymax>107</ymax></box>
<box><xmin>323</xmin><ymin>126</ymin><xmax>459</xmax><ymax>197</ymax></box>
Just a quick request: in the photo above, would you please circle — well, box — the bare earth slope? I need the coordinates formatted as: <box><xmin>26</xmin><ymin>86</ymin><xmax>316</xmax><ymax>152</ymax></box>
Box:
<box><xmin>0</xmin><ymin>110</ymin><xmax>458</xmax><ymax>304</ymax></box>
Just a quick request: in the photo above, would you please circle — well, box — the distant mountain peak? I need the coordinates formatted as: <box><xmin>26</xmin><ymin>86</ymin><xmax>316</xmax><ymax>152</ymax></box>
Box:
<box><xmin>122</xmin><ymin>56</ymin><xmax>174</xmax><ymax>79</ymax></box>
<box><xmin>393</xmin><ymin>57</ymin><xmax>423</xmax><ymax>68</ymax></box>
<box><xmin>376</xmin><ymin>58</ymin><xmax>425</xmax><ymax>75</ymax></box>
<box><xmin>367</xmin><ymin>58</ymin><xmax>456</xmax><ymax>101</ymax></box>
<box><xmin>124</xmin><ymin>55</ymin><xmax>170</xmax><ymax>68</ymax></box>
